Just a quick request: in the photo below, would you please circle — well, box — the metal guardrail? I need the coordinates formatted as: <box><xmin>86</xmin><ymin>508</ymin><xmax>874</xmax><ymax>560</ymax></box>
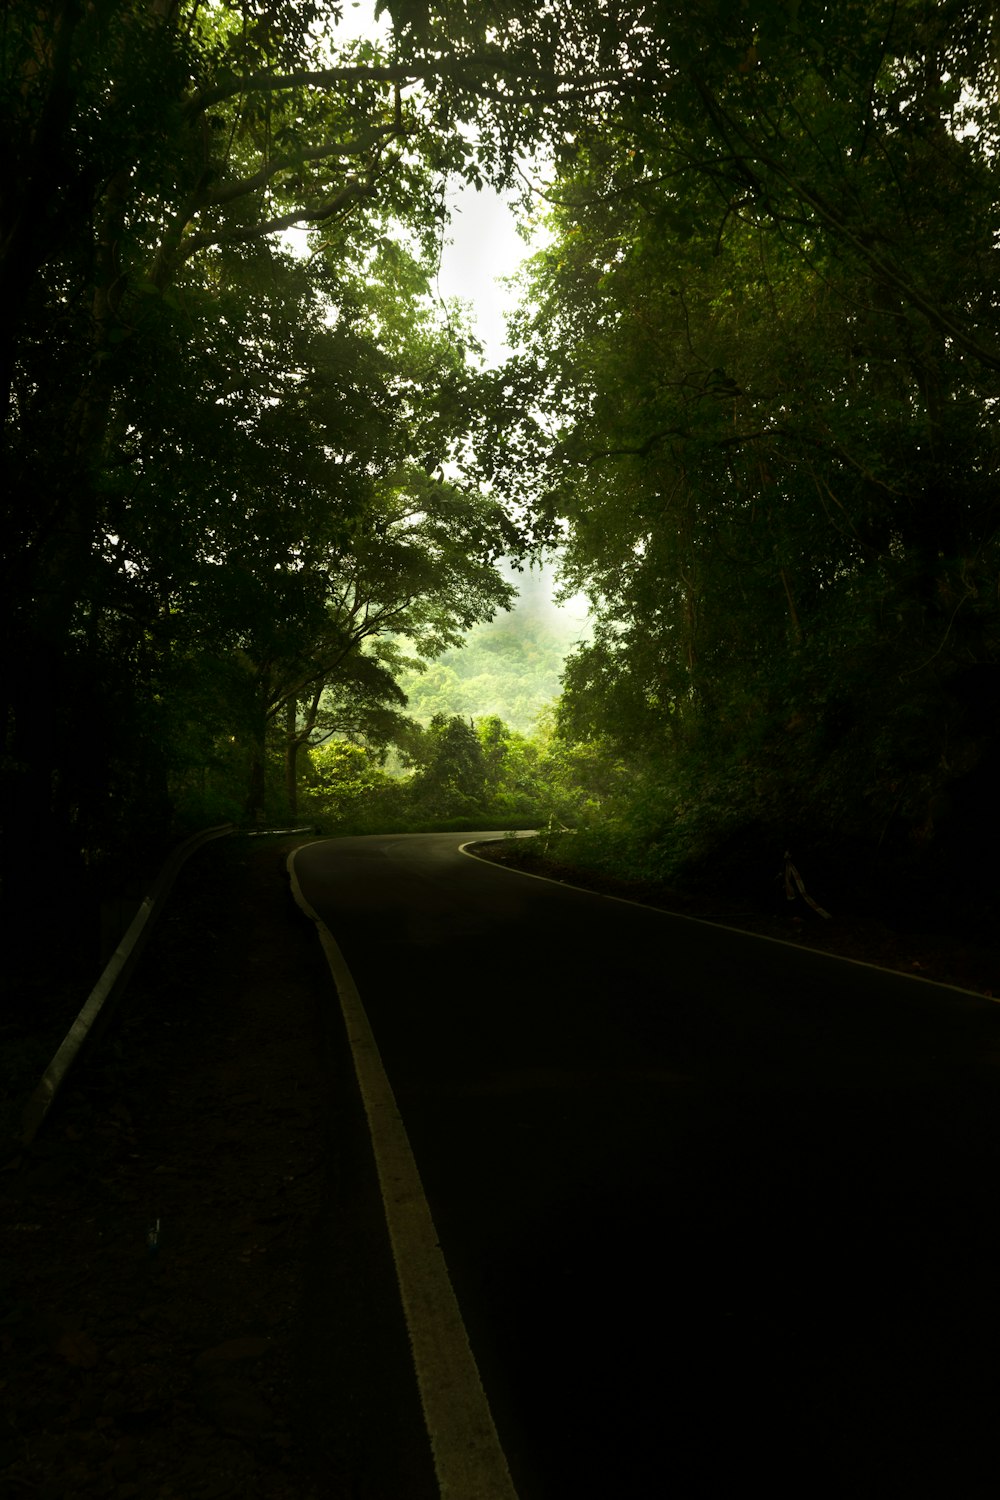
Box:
<box><xmin>18</xmin><ymin>823</ymin><xmax>235</xmax><ymax>1148</ymax></box>
<box><xmin>244</xmin><ymin>825</ymin><xmax>316</xmax><ymax>837</ymax></box>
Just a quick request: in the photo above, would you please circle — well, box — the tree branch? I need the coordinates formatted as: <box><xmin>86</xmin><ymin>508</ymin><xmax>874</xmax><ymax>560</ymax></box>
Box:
<box><xmin>173</xmin><ymin>178</ymin><xmax>373</xmax><ymax>264</ymax></box>
<box><xmin>198</xmin><ymin>125</ymin><xmax>402</xmax><ymax>210</ymax></box>
<box><xmin>187</xmin><ymin>56</ymin><xmax>633</xmax><ymax>119</ymax></box>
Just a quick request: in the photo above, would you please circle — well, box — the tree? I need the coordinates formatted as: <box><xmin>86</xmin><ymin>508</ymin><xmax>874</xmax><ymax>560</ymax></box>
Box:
<box><xmin>107</xmin><ymin>211</ymin><xmax>516</xmax><ymax>820</ymax></box>
<box><xmin>301</xmin><ymin>736</ymin><xmax>401</xmax><ymax>827</ymax></box>
<box><xmin>407</xmin><ymin>713</ymin><xmax>488</xmax><ymax>817</ymax></box>
<box><xmin>2</xmin><ymin>0</ymin><xmax>542</xmax><ymax>906</ymax></box>
<box><xmin>281</xmin><ymin>660</ymin><xmax>410</xmax><ymax>820</ymax></box>
<box><xmin>233</xmin><ymin>466</ymin><xmax>516</xmax><ymax>819</ymax></box>
<box><xmin>476</xmin><ymin>0</ymin><xmax>1000</xmax><ymax>900</ymax></box>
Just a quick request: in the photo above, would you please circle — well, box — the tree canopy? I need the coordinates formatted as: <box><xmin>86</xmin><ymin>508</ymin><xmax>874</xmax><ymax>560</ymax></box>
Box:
<box><xmin>492</xmin><ymin>2</ymin><xmax>1000</xmax><ymax>924</ymax></box>
<box><xmin>1</xmin><ymin>0</ymin><xmax>532</xmax><ymax>919</ymax></box>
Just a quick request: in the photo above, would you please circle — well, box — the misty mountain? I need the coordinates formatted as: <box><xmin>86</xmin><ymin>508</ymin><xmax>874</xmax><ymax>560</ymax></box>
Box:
<box><xmin>400</xmin><ymin>565</ymin><xmax>591</xmax><ymax>733</ymax></box>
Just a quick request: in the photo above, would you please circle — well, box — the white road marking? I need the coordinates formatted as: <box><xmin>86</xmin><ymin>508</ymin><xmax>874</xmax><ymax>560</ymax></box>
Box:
<box><xmin>287</xmin><ymin>849</ymin><xmax>520</xmax><ymax>1500</ymax></box>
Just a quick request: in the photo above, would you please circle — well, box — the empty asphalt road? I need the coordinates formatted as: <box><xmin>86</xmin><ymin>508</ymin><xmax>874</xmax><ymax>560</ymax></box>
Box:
<box><xmin>292</xmin><ymin>832</ymin><xmax>1000</xmax><ymax>1498</ymax></box>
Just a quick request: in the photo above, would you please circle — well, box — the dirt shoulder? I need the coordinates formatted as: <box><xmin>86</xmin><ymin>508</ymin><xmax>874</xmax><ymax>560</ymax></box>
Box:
<box><xmin>1</xmin><ymin>835</ymin><xmax>435</xmax><ymax>1500</ymax></box>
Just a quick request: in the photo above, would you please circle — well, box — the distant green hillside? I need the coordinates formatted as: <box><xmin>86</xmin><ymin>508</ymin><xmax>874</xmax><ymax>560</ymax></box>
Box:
<box><xmin>399</xmin><ymin>566</ymin><xmax>590</xmax><ymax>733</ymax></box>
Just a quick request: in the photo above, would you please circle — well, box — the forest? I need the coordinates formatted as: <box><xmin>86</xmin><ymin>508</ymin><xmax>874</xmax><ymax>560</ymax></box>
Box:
<box><xmin>3</xmin><ymin>0</ymin><xmax>1000</xmax><ymax>967</ymax></box>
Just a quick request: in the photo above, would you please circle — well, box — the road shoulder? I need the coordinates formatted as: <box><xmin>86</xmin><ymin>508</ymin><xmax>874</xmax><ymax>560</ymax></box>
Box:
<box><xmin>1</xmin><ymin>835</ymin><xmax>436</xmax><ymax>1499</ymax></box>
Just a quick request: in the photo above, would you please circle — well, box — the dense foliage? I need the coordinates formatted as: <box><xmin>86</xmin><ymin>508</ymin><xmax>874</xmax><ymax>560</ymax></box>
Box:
<box><xmin>292</xmin><ymin>709</ymin><xmax>614</xmax><ymax>837</ymax></box>
<box><xmin>473</xmin><ymin>0</ymin><xmax>1000</xmax><ymax>929</ymax></box>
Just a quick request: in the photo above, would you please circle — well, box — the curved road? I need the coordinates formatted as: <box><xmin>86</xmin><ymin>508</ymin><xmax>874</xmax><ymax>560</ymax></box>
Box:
<box><xmin>293</xmin><ymin>831</ymin><xmax>1000</xmax><ymax>1497</ymax></box>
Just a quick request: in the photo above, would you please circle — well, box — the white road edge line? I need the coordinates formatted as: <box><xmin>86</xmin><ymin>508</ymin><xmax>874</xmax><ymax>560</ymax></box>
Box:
<box><xmin>287</xmin><ymin>849</ymin><xmax>519</xmax><ymax>1500</ymax></box>
<box><xmin>458</xmin><ymin>837</ymin><xmax>995</xmax><ymax>1002</ymax></box>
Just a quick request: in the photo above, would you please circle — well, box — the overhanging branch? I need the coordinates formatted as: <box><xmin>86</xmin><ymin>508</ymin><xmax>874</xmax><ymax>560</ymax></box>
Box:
<box><xmin>188</xmin><ymin>55</ymin><xmax>638</xmax><ymax>119</ymax></box>
<box><xmin>198</xmin><ymin>125</ymin><xmax>402</xmax><ymax>210</ymax></box>
<box><xmin>173</xmin><ymin>179</ymin><xmax>373</xmax><ymax>264</ymax></box>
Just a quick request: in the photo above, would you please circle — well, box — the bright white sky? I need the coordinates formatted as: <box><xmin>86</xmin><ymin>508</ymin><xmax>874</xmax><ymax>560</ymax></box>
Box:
<box><xmin>335</xmin><ymin>1</ymin><xmax>531</xmax><ymax>366</ymax></box>
<box><xmin>436</xmin><ymin>181</ymin><xmax>529</xmax><ymax>365</ymax></box>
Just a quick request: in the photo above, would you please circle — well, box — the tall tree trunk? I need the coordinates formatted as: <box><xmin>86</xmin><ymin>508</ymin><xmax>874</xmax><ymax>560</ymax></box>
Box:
<box><xmin>779</xmin><ymin>566</ymin><xmax>803</xmax><ymax>645</ymax></box>
<box><xmin>244</xmin><ymin>708</ymin><xmax>269</xmax><ymax>824</ymax></box>
<box><xmin>285</xmin><ymin>701</ymin><xmax>300</xmax><ymax>818</ymax></box>
<box><xmin>283</xmin><ymin>685</ymin><xmax>325</xmax><ymax>819</ymax></box>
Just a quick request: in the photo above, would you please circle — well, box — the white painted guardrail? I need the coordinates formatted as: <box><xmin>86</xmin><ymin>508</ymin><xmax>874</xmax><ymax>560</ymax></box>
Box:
<box><xmin>18</xmin><ymin>823</ymin><xmax>235</xmax><ymax>1147</ymax></box>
